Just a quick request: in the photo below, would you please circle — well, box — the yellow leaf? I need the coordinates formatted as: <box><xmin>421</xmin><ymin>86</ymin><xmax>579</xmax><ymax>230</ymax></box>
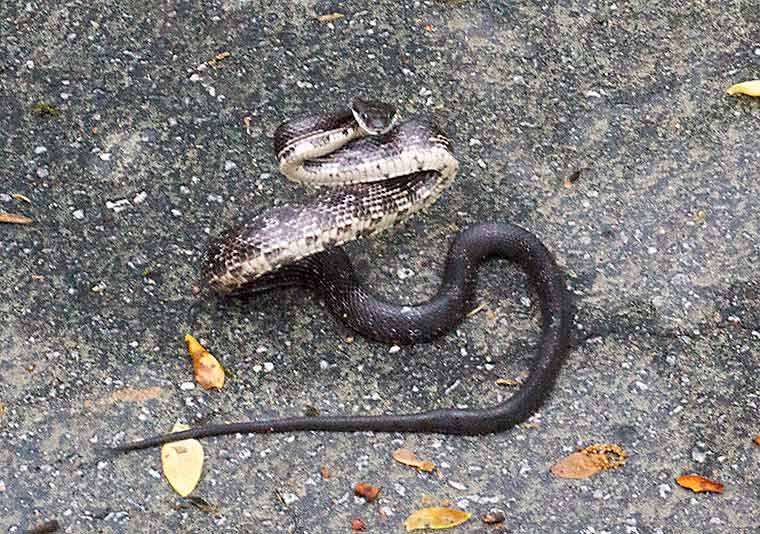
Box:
<box><xmin>185</xmin><ymin>335</ymin><xmax>225</xmax><ymax>389</ymax></box>
<box><xmin>404</xmin><ymin>508</ymin><xmax>471</xmax><ymax>531</ymax></box>
<box><xmin>392</xmin><ymin>448</ymin><xmax>436</xmax><ymax>472</ymax></box>
<box><xmin>726</xmin><ymin>80</ymin><xmax>760</xmax><ymax>97</ymax></box>
<box><xmin>161</xmin><ymin>423</ymin><xmax>204</xmax><ymax>496</ymax></box>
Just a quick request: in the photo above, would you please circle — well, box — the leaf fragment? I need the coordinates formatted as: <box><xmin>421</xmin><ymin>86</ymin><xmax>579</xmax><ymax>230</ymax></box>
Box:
<box><xmin>185</xmin><ymin>335</ymin><xmax>225</xmax><ymax>389</ymax></box>
<box><xmin>316</xmin><ymin>12</ymin><xmax>345</xmax><ymax>22</ymax></box>
<box><xmin>186</xmin><ymin>495</ymin><xmax>219</xmax><ymax>514</ymax></box>
<box><xmin>354</xmin><ymin>482</ymin><xmax>381</xmax><ymax>502</ymax></box>
<box><xmin>550</xmin><ymin>451</ymin><xmax>603</xmax><ymax>479</ymax></box>
<box><xmin>392</xmin><ymin>448</ymin><xmax>436</xmax><ymax>472</ymax></box>
<box><xmin>726</xmin><ymin>80</ymin><xmax>760</xmax><ymax>97</ymax></box>
<box><xmin>404</xmin><ymin>507</ymin><xmax>471</xmax><ymax>531</ymax></box>
<box><xmin>0</xmin><ymin>212</ymin><xmax>33</xmax><ymax>225</ymax></box>
<box><xmin>351</xmin><ymin>518</ymin><xmax>366</xmax><ymax>531</ymax></box>
<box><xmin>162</xmin><ymin>422</ymin><xmax>204</xmax><ymax>497</ymax></box>
<box><xmin>676</xmin><ymin>474</ymin><xmax>724</xmax><ymax>494</ymax></box>
<box><xmin>754</xmin><ymin>435</ymin><xmax>760</xmax><ymax>446</ymax></box>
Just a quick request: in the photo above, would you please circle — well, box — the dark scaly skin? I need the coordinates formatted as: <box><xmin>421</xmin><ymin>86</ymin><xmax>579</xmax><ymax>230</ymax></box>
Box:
<box><xmin>111</xmin><ymin>223</ymin><xmax>570</xmax><ymax>452</ymax></box>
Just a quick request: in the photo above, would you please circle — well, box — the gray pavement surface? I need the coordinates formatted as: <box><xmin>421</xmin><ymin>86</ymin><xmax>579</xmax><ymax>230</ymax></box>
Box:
<box><xmin>1</xmin><ymin>1</ymin><xmax>759</xmax><ymax>533</ymax></box>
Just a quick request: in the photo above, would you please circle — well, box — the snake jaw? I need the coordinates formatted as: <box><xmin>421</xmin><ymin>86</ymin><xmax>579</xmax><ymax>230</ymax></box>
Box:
<box><xmin>350</xmin><ymin>97</ymin><xmax>398</xmax><ymax>135</ymax></box>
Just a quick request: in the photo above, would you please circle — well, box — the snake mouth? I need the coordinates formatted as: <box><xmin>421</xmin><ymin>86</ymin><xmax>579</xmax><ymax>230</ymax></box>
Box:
<box><xmin>351</xmin><ymin>98</ymin><xmax>398</xmax><ymax>135</ymax></box>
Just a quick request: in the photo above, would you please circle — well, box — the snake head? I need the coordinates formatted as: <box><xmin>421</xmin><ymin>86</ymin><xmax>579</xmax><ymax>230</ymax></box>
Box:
<box><xmin>350</xmin><ymin>98</ymin><xmax>397</xmax><ymax>135</ymax></box>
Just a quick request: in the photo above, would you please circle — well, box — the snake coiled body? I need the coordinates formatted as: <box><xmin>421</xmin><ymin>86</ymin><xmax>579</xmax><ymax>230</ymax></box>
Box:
<box><xmin>113</xmin><ymin>101</ymin><xmax>571</xmax><ymax>452</ymax></box>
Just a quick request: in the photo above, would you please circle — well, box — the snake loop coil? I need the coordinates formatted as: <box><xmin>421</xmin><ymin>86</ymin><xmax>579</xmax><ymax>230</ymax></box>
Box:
<box><xmin>113</xmin><ymin>99</ymin><xmax>571</xmax><ymax>452</ymax></box>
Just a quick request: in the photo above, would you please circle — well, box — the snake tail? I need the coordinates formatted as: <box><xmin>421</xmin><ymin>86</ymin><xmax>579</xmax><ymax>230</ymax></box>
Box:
<box><xmin>112</xmin><ymin>222</ymin><xmax>570</xmax><ymax>453</ymax></box>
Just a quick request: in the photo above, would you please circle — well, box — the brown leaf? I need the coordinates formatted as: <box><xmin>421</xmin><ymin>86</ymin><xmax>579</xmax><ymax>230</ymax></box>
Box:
<box><xmin>316</xmin><ymin>13</ymin><xmax>345</xmax><ymax>22</ymax></box>
<box><xmin>0</xmin><ymin>212</ymin><xmax>33</xmax><ymax>225</ymax></box>
<box><xmin>24</xmin><ymin>519</ymin><xmax>60</xmax><ymax>534</ymax></box>
<box><xmin>495</xmin><ymin>377</ymin><xmax>522</xmax><ymax>387</ymax></box>
<box><xmin>676</xmin><ymin>474</ymin><xmax>724</xmax><ymax>494</ymax></box>
<box><xmin>354</xmin><ymin>482</ymin><xmax>381</xmax><ymax>502</ymax></box>
<box><xmin>351</xmin><ymin>518</ymin><xmax>366</xmax><ymax>531</ymax></box>
<box><xmin>392</xmin><ymin>448</ymin><xmax>436</xmax><ymax>472</ymax></box>
<box><xmin>754</xmin><ymin>435</ymin><xmax>760</xmax><ymax>446</ymax></box>
<box><xmin>185</xmin><ymin>496</ymin><xmax>219</xmax><ymax>514</ymax></box>
<box><xmin>162</xmin><ymin>422</ymin><xmax>204</xmax><ymax>497</ymax></box>
<box><xmin>404</xmin><ymin>507</ymin><xmax>471</xmax><ymax>531</ymax></box>
<box><xmin>185</xmin><ymin>335</ymin><xmax>225</xmax><ymax>389</ymax></box>
<box><xmin>550</xmin><ymin>452</ymin><xmax>603</xmax><ymax>479</ymax></box>
<box><xmin>83</xmin><ymin>386</ymin><xmax>163</xmax><ymax>409</ymax></box>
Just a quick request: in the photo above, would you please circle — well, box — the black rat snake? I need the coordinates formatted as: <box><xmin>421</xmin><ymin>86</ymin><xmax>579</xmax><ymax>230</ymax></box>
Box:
<box><xmin>112</xmin><ymin>99</ymin><xmax>571</xmax><ymax>452</ymax></box>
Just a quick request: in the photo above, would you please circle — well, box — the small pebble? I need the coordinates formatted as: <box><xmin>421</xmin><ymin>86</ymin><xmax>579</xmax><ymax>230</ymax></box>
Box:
<box><xmin>263</xmin><ymin>362</ymin><xmax>274</xmax><ymax>372</ymax></box>
<box><xmin>224</xmin><ymin>160</ymin><xmax>237</xmax><ymax>171</ymax></box>
<box><xmin>73</xmin><ymin>209</ymin><xmax>84</xmax><ymax>220</ymax></box>
<box><xmin>171</xmin><ymin>209</ymin><xmax>182</xmax><ymax>217</ymax></box>
<box><xmin>133</xmin><ymin>191</ymin><xmax>148</xmax><ymax>204</ymax></box>
<box><xmin>36</xmin><ymin>167</ymin><xmax>49</xmax><ymax>178</ymax></box>
<box><xmin>34</xmin><ymin>146</ymin><xmax>47</xmax><ymax>154</ymax></box>
<box><xmin>99</xmin><ymin>152</ymin><xmax>111</xmax><ymax>161</ymax></box>
<box><xmin>389</xmin><ymin>345</ymin><xmax>401</xmax><ymax>354</ymax></box>
<box><xmin>180</xmin><ymin>382</ymin><xmax>195</xmax><ymax>391</ymax></box>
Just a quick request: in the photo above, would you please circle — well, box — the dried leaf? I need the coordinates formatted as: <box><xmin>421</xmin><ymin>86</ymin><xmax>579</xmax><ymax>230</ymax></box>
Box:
<box><xmin>424</xmin><ymin>23</ymin><xmax>434</xmax><ymax>32</ymax></box>
<box><xmin>0</xmin><ymin>212</ymin><xmax>33</xmax><ymax>225</ymax></box>
<box><xmin>316</xmin><ymin>12</ymin><xmax>345</xmax><ymax>22</ymax></box>
<box><xmin>404</xmin><ymin>507</ymin><xmax>471</xmax><ymax>531</ymax></box>
<box><xmin>24</xmin><ymin>519</ymin><xmax>60</xmax><ymax>534</ymax></box>
<box><xmin>676</xmin><ymin>474</ymin><xmax>724</xmax><ymax>494</ymax></box>
<box><xmin>550</xmin><ymin>452</ymin><xmax>603</xmax><ymax>479</ymax></box>
<box><xmin>495</xmin><ymin>377</ymin><xmax>522</xmax><ymax>387</ymax></box>
<box><xmin>754</xmin><ymin>435</ymin><xmax>760</xmax><ymax>446</ymax></box>
<box><xmin>185</xmin><ymin>335</ymin><xmax>225</xmax><ymax>389</ymax></box>
<box><xmin>11</xmin><ymin>193</ymin><xmax>31</xmax><ymax>203</ymax></box>
<box><xmin>726</xmin><ymin>80</ymin><xmax>760</xmax><ymax>97</ymax></box>
<box><xmin>393</xmin><ymin>448</ymin><xmax>436</xmax><ymax>472</ymax></box>
<box><xmin>351</xmin><ymin>518</ymin><xmax>366</xmax><ymax>531</ymax></box>
<box><xmin>354</xmin><ymin>482</ymin><xmax>381</xmax><ymax>502</ymax></box>
<box><xmin>186</xmin><ymin>495</ymin><xmax>218</xmax><ymax>513</ymax></box>
<box><xmin>84</xmin><ymin>386</ymin><xmax>164</xmax><ymax>409</ymax></box>
<box><xmin>162</xmin><ymin>422</ymin><xmax>204</xmax><ymax>497</ymax></box>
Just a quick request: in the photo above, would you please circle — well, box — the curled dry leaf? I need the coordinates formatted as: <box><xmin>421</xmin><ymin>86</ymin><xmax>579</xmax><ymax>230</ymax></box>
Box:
<box><xmin>676</xmin><ymin>474</ymin><xmax>724</xmax><ymax>494</ymax></box>
<box><xmin>11</xmin><ymin>193</ymin><xmax>31</xmax><ymax>203</ymax></box>
<box><xmin>392</xmin><ymin>448</ymin><xmax>436</xmax><ymax>472</ymax></box>
<box><xmin>404</xmin><ymin>507</ymin><xmax>471</xmax><ymax>531</ymax></box>
<box><xmin>551</xmin><ymin>443</ymin><xmax>626</xmax><ymax>479</ymax></box>
<box><xmin>351</xmin><ymin>518</ymin><xmax>366</xmax><ymax>531</ymax></box>
<box><xmin>0</xmin><ymin>212</ymin><xmax>33</xmax><ymax>224</ymax></box>
<box><xmin>354</xmin><ymin>482</ymin><xmax>381</xmax><ymax>502</ymax></box>
<box><xmin>162</xmin><ymin>422</ymin><xmax>204</xmax><ymax>497</ymax></box>
<box><xmin>316</xmin><ymin>12</ymin><xmax>344</xmax><ymax>22</ymax></box>
<box><xmin>726</xmin><ymin>80</ymin><xmax>760</xmax><ymax>97</ymax></box>
<box><xmin>754</xmin><ymin>435</ymin><xmax>760</xmax><ymax>446</ymax></box>
<box><xmin>185</xmin><ymin>335</ymin><xmax>225</xmax><ymax>389</ymax></box>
